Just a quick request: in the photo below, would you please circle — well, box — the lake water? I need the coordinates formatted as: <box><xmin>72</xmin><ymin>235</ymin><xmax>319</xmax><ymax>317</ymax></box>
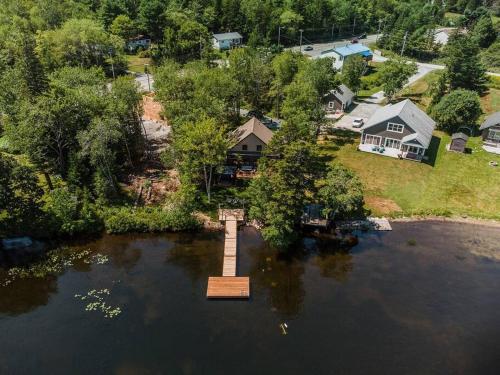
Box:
<box><xmin>1</xmin><ymin>221</ymin><xmax>500</xmax><ymax>375</ymax></box>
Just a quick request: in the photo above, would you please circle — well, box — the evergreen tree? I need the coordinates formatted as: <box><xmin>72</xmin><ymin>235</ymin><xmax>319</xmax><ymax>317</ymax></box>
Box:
<box><xmin>444</xmin><ymin>33</ymin><xmax>487</xmax><ymax>93</ymax></box>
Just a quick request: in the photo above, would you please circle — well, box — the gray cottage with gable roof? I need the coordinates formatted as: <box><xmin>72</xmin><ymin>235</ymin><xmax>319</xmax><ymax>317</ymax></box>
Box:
<box><xmin>359</xmin><ymin>99</ymin><xmax>436</xmax><ymax>162</ymax></box>
<box><xmin>480</xmin><ymin>112</ymin><xmax>500</xmax><ymax>154</ymax></box>
<box><xmin>324</xmin><ymin>84</ymin><xmax>355</xmax><ymax>113</ymax></box>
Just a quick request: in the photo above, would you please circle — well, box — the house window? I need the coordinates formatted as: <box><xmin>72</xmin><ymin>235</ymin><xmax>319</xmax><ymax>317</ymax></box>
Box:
<box><xmin>488</xmin><ymin>129</ymin><xmax>500</xmax><ymax>141</ymax></box>
<box><xmin>364</xmin><ymin>134</ymin><xmax>381</xmax><ymax>145</ymax></box>
<box><xmin>328</xmin><ymin>101</ymin><xmax>335</xmax><ymax>109</ymax></box>
<box><xmin>407</xmin><ymin>145</ymin><xmax>422</xmax><ymax>154</ymax></box>
<box><xmin>242</xmin><ymin>145</ymin><xmax>248</xmax><ymax>151</ymax></box>
<box><xmin>256</xmin><ymin>145</ymin><xmax>262</xmax><ymax>151</ymax></box>
<box><xmin>387</xmin><ymin>122</ymin><xmax>404</xmax><ymax>133</ymax></box>
<box><xmin>385</xmin><ymin>138</ymin><xmax>401</xmax><ymax>149</ymax></box>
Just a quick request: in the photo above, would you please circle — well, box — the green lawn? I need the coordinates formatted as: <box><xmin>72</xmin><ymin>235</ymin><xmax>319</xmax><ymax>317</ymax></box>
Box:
<box><xmin>126</xmin><ymin>54</ymin><xmax>152</xmax><ymax>74</ymax></box>
<box><xmin>319</xmin><ymin>131</ymin><xmax>500</xmax><ymax>219</ymax></box>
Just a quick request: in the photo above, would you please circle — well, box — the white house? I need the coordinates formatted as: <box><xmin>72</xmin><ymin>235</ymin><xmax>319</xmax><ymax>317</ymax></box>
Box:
<box><xmin>213</xmin><ymin>32</ymin><xmax>243</xmax><ymax>50</ymax></box>
<box><xmin>317</xmin><ymin>43</ymin><xmax>373</xmax><ymax>70</ymax></box>
<box><xmin>434</xmin><ymin>28</ymin><xmax>457</xmax><ymax>47</ymax></box>
<box><xmin>126</xmin><ymin>35</ymin><xmax>151</xmax><ymax>52</ymax></box>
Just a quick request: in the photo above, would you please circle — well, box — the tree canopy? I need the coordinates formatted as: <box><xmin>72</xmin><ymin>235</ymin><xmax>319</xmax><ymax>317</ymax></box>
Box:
<box><xmin>431</xmin><ymin>89</ymin><xmax>482</xmax><ymax>134</ymax></box>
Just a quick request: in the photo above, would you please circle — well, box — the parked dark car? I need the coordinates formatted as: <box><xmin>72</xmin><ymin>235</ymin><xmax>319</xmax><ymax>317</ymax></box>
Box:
<box><xmin>351</xmin><ymin>38</ymin><xmax>359</xmax><ymax>44</ymax></box>
<box><xmin>358</xmin><ymin>33</ymin><xmax>367</xmax><ymax>39</ymax></box>
<box><xmin>246</xmin><ymin>110</ymin><xmax>263</xmax><ymax>119</ymax></box>
<box><xmin>303</xmin><ymin>45</ymin><xmax>313</xmax><ymax>51</ymax></box>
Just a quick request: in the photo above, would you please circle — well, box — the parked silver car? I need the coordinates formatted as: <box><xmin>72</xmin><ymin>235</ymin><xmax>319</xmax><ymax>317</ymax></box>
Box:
<box><xmin>352</xmin><ymin>118</ymin><xmax>364</xmax><ymax>128</ymax></box>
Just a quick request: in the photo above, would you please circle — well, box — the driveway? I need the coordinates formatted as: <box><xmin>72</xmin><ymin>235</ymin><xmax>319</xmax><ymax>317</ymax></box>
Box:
<box><xmin>131</xmin><ymin>72</ymin><xmax>154</xmax><ymax>92</ymax></box>
<box><xmin>332</xmin><ymin>101</ymin><xmax>381</xmax><ymax>133</ymax></box>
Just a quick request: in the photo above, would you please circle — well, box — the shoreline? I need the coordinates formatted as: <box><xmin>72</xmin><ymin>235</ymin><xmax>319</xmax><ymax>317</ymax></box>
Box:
<box><xmin>199</xmin><ymin>214</ymin><xmax>500</xmax><ymax>234</ymax></box>
<box><xmin>390</xmin><ymin>215</ymin><xmax>500</xmax><ymax>228</ymax></box>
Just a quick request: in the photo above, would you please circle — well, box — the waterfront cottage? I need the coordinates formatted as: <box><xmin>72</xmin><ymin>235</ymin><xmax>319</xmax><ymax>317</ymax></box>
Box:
<box><xmin>324</xmin><ymin>84</ymin><xmax>355</xmax><ymax>113</ymax></box>
<box><xmin>227</xmin><ymin>117</ymin><xmax>273</xmax><ymax>165</ymax></box>
<box><xmin>359</xmin><ymin>99</ymin><xmax>436</xmax><ymax>162</ymax></box>
<box><xmin>212</xmin><ymin>32</ymin><xmax>243</xmax><ymax>50</ymax></box>
<box><xmin>480</xmin><ymin>112</ymin><xmax>500</xmax><ymax>154</ymax></box>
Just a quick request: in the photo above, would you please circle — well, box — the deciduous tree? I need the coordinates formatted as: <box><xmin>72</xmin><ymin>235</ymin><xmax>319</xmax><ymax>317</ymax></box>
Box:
<box><xmin>379</xmin><ymin>57</ymin><xmax>417</xmax><ymax>101</ymax></box>
<box><xmin>318</xmin><ymin>164</ymin><xmax>364</xmax><ymax>219</ymax></box>
<box><xmin>431</xmin><ymin>89</ymin><xmax>482</xmax><ymax>134</ymax></box>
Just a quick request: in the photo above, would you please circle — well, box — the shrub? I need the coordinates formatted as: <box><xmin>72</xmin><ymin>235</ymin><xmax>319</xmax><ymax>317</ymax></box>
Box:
<box><xmin>102</xmin><ymin>206</ymin><xmax>200</xmax><ymax>234</ymax></box>
<box><xmin>44</xmin><ymin>188</ymin><xmax>102</xmax><ymax>236</ymax></box>
<box><xmin>137</xmin><ymin>49</ymin><xmax>151</xmax><ymax>58</ymax></box>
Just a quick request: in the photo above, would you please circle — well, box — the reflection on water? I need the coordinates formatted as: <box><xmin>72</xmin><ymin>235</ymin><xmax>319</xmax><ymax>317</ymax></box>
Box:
<box><xmin>0</xmin><ymin>222</ymin><xmax>500</xmax><ymax>375</ymax></box>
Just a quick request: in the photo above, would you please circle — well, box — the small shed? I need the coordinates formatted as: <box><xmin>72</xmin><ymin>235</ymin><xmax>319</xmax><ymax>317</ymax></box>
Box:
<box><xmin>450</xmin><ymin>132</ymin><xmax>468</xmax><ymax>153</ymax></box>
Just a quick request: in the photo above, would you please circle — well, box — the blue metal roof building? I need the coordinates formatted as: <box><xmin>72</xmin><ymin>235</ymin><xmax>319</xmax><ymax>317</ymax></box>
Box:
<box><xmin>318</xmin><ymin>43</ymin><xmax>373</xmax><ymax>70</ymax></box>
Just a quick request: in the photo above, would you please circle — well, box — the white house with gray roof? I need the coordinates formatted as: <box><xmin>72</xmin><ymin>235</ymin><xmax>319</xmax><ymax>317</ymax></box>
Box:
<box><xmin>213</xmin><ymin>32</ymin><xmax>243</xmax><ymax>50</ymax></box>
<box><xmin>359</xmin><ymin>99</ymin><xmax>436</xmax><ymax>162</ymax></box>
<box><xmin>480</xmin><ymin>111</ymin><xmax>500</xmax><ymax>154</ymax></box>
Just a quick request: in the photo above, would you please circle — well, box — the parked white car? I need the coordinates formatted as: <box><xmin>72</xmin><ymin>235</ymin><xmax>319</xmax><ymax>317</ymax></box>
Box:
<box><xmin>352</xmin><ymin>118</ymin><xmax>364</xmax><ymax>128</ymax></box>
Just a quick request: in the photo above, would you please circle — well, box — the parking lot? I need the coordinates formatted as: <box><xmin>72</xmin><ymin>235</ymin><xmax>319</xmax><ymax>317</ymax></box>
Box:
<box><xmin>332</xmin><ymin>101</ymin><xmax>381</xmax><ymax>132</ymax></box>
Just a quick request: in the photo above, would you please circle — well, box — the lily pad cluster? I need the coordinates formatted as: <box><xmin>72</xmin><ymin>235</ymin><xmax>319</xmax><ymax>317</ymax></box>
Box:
<box><xmin>74</xmin><ymin>288</ymin><xmax>122</xmax><ymax>319</ymax></box>
<box><xmin>1</xmin><ymin>248</ymin><xmax>108</xmax><ymax>287</ymax></box>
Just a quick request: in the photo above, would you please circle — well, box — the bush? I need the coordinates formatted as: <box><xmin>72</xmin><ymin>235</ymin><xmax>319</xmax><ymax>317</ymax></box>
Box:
<box><xmin>44</xmin><ymin>188</ymin><xmax>102</xmax><ymax>236</ymax></box>
<box><xmin>102</xmin><ymin>206</ymin><xmax>200</xmax><ymax>234</ymax></box>
<box><xmin>137</xmin><ymin>49</ymin><xmax>151</xmax><ymax>58</ymax></box>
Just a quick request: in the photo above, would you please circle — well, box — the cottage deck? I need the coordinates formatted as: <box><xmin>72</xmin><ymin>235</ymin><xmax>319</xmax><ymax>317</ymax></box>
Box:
<box><xmin>208</xmin><ymin>209</ymin><xmax>250</xmax><ymax>299</ymax></box>
<box><xmin>218</xmin><ymin>209</ymin><xmax>245</xmax><ymax>222</ymax></box>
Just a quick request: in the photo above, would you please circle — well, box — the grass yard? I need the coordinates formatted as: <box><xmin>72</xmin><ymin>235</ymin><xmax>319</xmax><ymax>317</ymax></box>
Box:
<box><xmin>480</xmin><ymin>87</ymin><xmax>500</xmax><ymax>116</ymax></box>
<box><xmin>318</xmin><ymin>131</ymin><xmax>500</xmax><ymax>220</ymax></box>
<box><xmin>400</xmin><ymin>70</ymin><xmax>442</xmax><ymax>109</ymax></box>
<box><xmin>126</xmin><ymin>54</ymin><xmax>152</xmax><ymax>74</ymax></box>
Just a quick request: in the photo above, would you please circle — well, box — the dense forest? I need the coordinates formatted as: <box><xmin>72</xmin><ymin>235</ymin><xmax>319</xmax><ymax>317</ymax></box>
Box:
<box><xmin>0</xmin><ymin>0</ymin><xmax>498</xmax><ymax>247</ymax></box>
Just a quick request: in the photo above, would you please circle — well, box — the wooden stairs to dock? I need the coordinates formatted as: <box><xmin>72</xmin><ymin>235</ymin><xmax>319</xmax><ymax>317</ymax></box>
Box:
<box><xmin>206</xmin><ymin>209</ymin><xmax>250</xmax><ymax>299</ymax></box>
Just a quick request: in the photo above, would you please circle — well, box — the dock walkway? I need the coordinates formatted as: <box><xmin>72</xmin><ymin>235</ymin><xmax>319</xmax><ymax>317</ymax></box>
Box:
<box><xmin>206</xmin><ymin>209</ymin><xmax>250</xmax><ymax>299</ymax></box>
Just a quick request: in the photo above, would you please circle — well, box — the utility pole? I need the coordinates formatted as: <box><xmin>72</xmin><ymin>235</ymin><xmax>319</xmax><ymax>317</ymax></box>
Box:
<box><xmin>278</xmin><ymin>26</ymin><xmax>282</xmax><ymax>50</ymax></box>
<box><xmin>331</xmin><ymin>24</ymin><xmax>335</xmax><ymax>42</ymax></box>
<box><xmin>352</xmin><ymin>17</ymin><xmax>356</xmax><ymax>34</ymax></box>
<box><xmin>299</xmin><ymin>29</ymin><xmax>304</xmax><ymax>52</ymax></box>
<box><xmin>376</xmin><ymin>19</ymin><xmax>383</xmax><ymax>43</ymax></box>
<box><xmin>400</xmin><ymin>31</ymin><xmax>408</xmax><ymax>56</ymax></box>
<box><xmin>108</xmin><ymin>48</ymin><xmax>115</xmax><ymax>80</ymax></box>
<box><xmin>144</xmin><ymin>64</ymin><xmax>151</xmax><ymax>92</ymax></box>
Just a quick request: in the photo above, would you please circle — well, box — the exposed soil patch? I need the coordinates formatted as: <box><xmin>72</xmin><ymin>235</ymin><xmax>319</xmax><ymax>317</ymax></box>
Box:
<box><xmin>124</xmin><ymin>168</ymin><xmax>179</xmax><ymax>205</ymax></box>
<box><xmin>142</xmin><ymin>95</ymin><xmax>165</xmax><ymax>122</ymax></box>
<box><xmin>365</xmin><ymin>196</ymin><xmax>402</xmax><ymax>215</ymax></box>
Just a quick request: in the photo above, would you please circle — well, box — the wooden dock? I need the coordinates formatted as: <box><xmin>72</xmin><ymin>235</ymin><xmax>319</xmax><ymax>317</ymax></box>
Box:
<box><xmin>206</xmin><ymin>277</ymin><xmax>250</xmax><ymax>298</ymax></box>
<box><xmin>207</xmin><ymin>209</ymin><xmax>250</xmax><ymax>299</ymax></box>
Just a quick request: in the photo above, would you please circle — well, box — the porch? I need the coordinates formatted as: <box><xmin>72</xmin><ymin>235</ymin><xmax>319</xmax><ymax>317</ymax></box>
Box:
<box><xmin>483</xmin><ymin>140</ymin><xmax>500</xmax><ymax>155</ymax></box>
<box><xmin>358</xmin><ymin>143</ymin><xmax>424</xmax><ymax>161</ymax></box>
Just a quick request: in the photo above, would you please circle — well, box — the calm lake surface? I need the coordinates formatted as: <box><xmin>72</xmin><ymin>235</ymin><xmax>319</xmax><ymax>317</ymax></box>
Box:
<box><xmin>1</xmin><ymin>221</ymin><xmax>500</xmax><ymax>375</ymax></box>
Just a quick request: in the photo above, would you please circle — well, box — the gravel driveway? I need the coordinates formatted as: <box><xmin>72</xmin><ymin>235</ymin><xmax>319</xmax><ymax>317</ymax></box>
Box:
<box><xmin>332</xmin><ymin>101</ymin><xmax>381</xmax><ymax>132</ymax></box>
